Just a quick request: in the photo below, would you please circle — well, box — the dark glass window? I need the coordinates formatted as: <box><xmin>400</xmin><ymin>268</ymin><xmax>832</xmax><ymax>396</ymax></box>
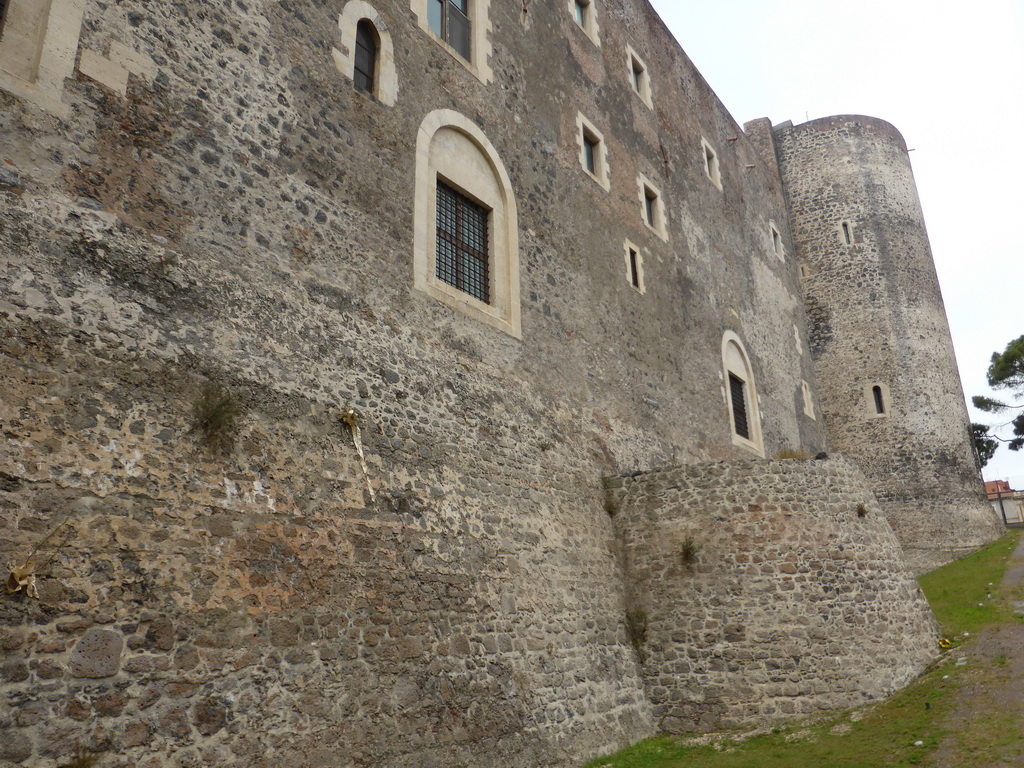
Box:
<box><xmin>436</xmin><ymin>180</ymin><xmax>489</xmax><ymax>303</ymax></box>
<box><xmin>873</xmin><ymin>385</ymin><xmax>885</xmax><ymax>414</ymax></box>
<box><xmin>430</xmin><ymin>0</ymin><xmax>471</xmax><ymax>60</ymax></box>
<box><xmin>729</xmin><ymin>373</ymin><xmax>750</xmax><ymax>439</ymax></box>
<box><xmin>354</xmin><ymin>20</ymin><xmax>378</xmax><ymax>94</ymax></box>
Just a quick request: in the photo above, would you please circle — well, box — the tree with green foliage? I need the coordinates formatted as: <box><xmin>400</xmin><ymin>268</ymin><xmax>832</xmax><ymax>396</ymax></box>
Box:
<box><xmin>972</xmin><ymin>335</ymin><xmax>1024</xmax><ymax>465</ymax></box>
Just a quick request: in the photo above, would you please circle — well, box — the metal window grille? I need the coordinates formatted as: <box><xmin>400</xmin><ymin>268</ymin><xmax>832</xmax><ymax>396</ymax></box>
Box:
<box><xmin>436</xmin><ymin>181</ymin><xmax>490</xmax><ymax>304</ymax></box>
<box><xmin>354</xmin><ymin>20</ymin><xmax>377</xmax><ymax>94</ymax></box>
<box><xmin>729</xmin><ymin>373</ymin><xmax>750</xmax><ymax>439</ymax></box>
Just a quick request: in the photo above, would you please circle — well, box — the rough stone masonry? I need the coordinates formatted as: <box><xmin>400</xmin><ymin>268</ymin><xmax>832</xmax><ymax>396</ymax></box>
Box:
<box><xmin>0</xmin><ymin>0</ymin><xmax>1000</xmax><ymax>766</ymax></box>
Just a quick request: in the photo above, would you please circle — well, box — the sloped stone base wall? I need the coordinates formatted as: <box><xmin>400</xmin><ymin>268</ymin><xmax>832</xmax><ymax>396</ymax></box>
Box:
<box><xmin>607</xmin><ymin>456</ymin><xmax>939</xmax><ymax>732</ymax></box>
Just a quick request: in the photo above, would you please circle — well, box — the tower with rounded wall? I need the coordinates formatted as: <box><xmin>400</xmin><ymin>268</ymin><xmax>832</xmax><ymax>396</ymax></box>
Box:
<box><xmin>771</xmin><ymin>115</ymin><xmax>1002</xmax><ymax>573</ymax></box>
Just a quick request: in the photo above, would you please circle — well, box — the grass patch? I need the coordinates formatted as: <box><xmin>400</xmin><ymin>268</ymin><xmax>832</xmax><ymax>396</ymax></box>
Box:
<box><xmin>580</xmin><ymin>531</ymin><xmax>1021</xmax><ymax>768</ymax></box>
<box><xmin>919</xmin><ymin>530</ymin><xmax>1022</xmax><ymax>638</ymax></box>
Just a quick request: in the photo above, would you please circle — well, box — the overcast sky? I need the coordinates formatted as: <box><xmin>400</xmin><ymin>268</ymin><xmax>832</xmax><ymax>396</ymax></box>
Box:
<box><xmin>646</xmin><ymin>0</ymin><xmax>1024</xmax><ymax>486</ymax></box>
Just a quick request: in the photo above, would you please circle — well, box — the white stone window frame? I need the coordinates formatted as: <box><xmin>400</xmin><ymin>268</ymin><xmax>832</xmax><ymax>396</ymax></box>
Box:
<box><xmin>701</xmin><ymin>136</ymin><xmax>722</xmax><ymax>190</ymax></box>
<box><xmin>865</xmin><ymin>382</ymin><xmax>891</xmax><ymax>419</ymax></box>
<box><xmin>575</xmin><ymin>112</ymin><xmax>610</xmax><ymax>191</ymax></box>
<box><xmin>569</xmin><ymin>0</ymin><xmax>600</xmax><ymax>46</ymax></box>
<box><xmin>333</xmin><ymin>1</ymin><xmax>399</xmax><ymax>106</ymax></box>
<box><xmin>623</xmin><ymin>240</ymin><xmax>646</xmax><ymax>294</ymax></box>
<box><xmin>801</xmin><ymin>379</ymin><xmax>816</xmax><ymax>420</ymax></box>
<box><xmin>410</xmin><ymin>0</ymin><xmax>493</xmax><ymax>84</ymax></box>
<box><xmin>769</xmin><ymin>220</ymin><xmax>784</xmax><ymax>261</ymax></box>
<box><xmin>413</xmin><ymin>109</ymin><xmax>521</xmax><ymax>338</ymax></box>
<box><xmin>0</xmin><ymin>0</ymin><xmax>86</xmax><ymax>117</ymax></box>
<box><xmin>637</xmin><ymin>173</ymin><xmax>667</xmax><ymax>241</ymax></box>
<box><xmin>625</xmin><ymin>45</ymin><xmax>652</xmax><ymax>109</ymax></box>
<box><xmin>722</xmin><ymin>331</ymin><xmax>764</xmax><ymax>456</ymax></box>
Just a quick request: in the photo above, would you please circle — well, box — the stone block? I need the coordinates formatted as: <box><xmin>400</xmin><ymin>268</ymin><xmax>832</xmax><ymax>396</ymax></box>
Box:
<box><xmin>69</xmin><ymin>629</ymin><xmax>123</xmax><ymax>678</ymax></box>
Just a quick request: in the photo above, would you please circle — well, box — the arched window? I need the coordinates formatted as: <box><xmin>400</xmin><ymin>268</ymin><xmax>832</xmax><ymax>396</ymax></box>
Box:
<box><xmin>722</xmin><ymin>332</ymin><xmax>764</xmax><ymax>456</ymax></box>
<box><xmin>333</xmin><ymin>2</ymin><xmax>398</xmax><ymax>106</ymax></box>
<box><xmin>866</xmin><ymin>383</ymin><xmax>890</xmax><ymax>418</ymax></box>
<box><xmin>413</xmin><ymin>109</ymin><xmax>520</xmax><ymax>338</ymax></box>
<box><xmin>353</xmin><ymin>19</ymin><xmax>379</xmax><ymax>94</ymax></box>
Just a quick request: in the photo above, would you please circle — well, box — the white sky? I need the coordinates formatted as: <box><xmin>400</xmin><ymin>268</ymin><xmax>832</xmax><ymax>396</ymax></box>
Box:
<box><xmin>647</xmin><ymin>0</ymin><xmax>1024</xmax><ymax>487</ymax></box>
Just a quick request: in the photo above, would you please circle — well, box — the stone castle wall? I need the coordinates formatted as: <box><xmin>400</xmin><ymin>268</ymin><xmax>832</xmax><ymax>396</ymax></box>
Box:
<box><xmin>771</xmin><ymin>116</ymin><xmax>1003</xmax><ymax>573</ymax></box>
<box><xmin>607</xmin><ymin>456</ymin><xmax>939</xmax><ymax>733</ymax></box>
<box><xmin>0</xmin><ymin>0</ymin><xmax>987</xmax><ymax>766</ymax></box>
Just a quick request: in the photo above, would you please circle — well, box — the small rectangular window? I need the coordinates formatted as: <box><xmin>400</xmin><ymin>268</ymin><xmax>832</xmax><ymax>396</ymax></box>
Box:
<box><xmin>576</xmin><ymin>113</ymin><xmax>609</xmax><ymax>190</ymax></box>
<box><xmin>729</xmin><ymin>373</ymin><xmax>750</xmax><ymax>440</ymax></box>
<box><xmin>570</xmin><ymin>0</ymin><xmax>599</xmax><ymax>44</ymax></box>
<box><xmin>644</xmin><ymin>191</ymin><xmax>655</xmax><ymax>226</ymax></box>
<box><xmin>573</xmin><ymin>0</ymin><xmax>586</xmax><ymax>26</ymax></box>
<box><xmin>628</xmin><ymin>248</ymin><xmax>640</xmax><ymax>289</ymax></box>
<box><xmin>626</xmin><ymin>47</ymin><xmax>652</xmax><ymax>108</ymax></box>
<box><xmin>436</xmin><ymin>180</ymin><xmax>490</xmax><ymax>303</ymax></box>
<box><xmin>842</xmin><ymin>222</ymin><xmax>852</xmax><ymax>245</ymax></box>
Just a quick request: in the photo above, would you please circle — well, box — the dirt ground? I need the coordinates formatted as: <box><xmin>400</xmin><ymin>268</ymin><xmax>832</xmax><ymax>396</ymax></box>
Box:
<box><xmin>930</xmin><ymin>536</ymin><xmax>1024</xmax><ymax>766</ymax></box>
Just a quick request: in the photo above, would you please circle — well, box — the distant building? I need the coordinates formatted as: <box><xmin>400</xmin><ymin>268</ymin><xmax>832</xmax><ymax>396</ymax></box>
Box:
<box><xmin>986</xmin><ymin>481</ymin><xmax>1024</xmax><ymax>524</ymax></box>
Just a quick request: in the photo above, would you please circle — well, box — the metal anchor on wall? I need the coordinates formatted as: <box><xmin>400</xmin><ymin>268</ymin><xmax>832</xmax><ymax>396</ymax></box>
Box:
<box><xmin>340</xmin><ymin>405</ymin><xmax>376</xmax><ymax>502</ymax></box>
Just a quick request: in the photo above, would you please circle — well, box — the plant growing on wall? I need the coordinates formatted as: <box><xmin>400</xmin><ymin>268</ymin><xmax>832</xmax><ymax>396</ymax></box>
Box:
<box><xmin>190</xmin><ymin>381</ymin><xmax>242</xmax><ymax>455</ymax></box>
<box><xmin>680</xmin><ymin>537</ymin><xmax>701</xmax><ymax>567</ymax></box>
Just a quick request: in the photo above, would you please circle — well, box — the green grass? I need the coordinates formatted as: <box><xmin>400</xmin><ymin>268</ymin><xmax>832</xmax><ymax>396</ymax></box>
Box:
<box><xmin>580</xmin><ymin>530</ymin><xmax>1021</xmax><ymax>768</ymax></box>
<box><xmin>918</xmin><ymin>530</ymin><xmax>1022</xmax><ymax>638</ymax></box>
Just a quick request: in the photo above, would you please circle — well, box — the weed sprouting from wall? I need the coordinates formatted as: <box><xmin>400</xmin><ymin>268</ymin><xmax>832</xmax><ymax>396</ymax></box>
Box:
<box><xmin>190</xmin><ymin>382</ymin><xmax>242</xmax><ymax>455</ymax></box>
<box><xmin>625</xmin><ymin>608</ymin><xmax>648</xmax><ymax>661</ymax></box>
<box><xmin>857</xmin><ymin>504</ymin><xmax>869</xmax><ymax>518</ymax></box>
<box><xmin>680</xmin><ymin>537</ymin><xmax>701</xmax><ymax>567</ymax></box>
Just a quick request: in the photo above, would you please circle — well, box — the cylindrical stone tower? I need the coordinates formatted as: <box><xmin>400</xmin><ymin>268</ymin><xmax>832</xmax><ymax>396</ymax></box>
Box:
<box><xmin>772</xmin><ymin>115</ymin><xmax>1002</xmax><ymax>573</ymax></box>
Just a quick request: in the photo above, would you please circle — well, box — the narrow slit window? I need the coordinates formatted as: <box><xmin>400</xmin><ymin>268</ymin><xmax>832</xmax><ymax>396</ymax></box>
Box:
<box><xmin>582</xmin><ymin>131</ymin><xmax>597</xmax><ymax>174</ymax></box>
<box><xmin>771</xmin><ymin>224</ymin><xmax>782</xmax><ymax>257</ymax></box>
<box><xmin>436</xmin><ymin>180</ymin><xmax>490</xmax><ymax>303</ymax></box>
<box><xmin>842</xmin><ymin>222</ymin><xmax>852</xmax><ymax>245</ymax></box>
<box><xmin>353</xmin><ymin>20</ymin><xmax>379</xmax><ymax>94</ymax></box>
<box><xmin>702</xmin><ymin>139</ymin><xmax>721</xmax><ymax>188</ymax></box>
<box><xmin>729</xmin><ymin>373</ymin><xmax>750</xmax><ymax>440</ymax></box>
<box><xmin>872</xmin><ymin>385</ymin><xmax>885</xmax><ymax>414</ymax></box>
<box><xmin>628</xmin><ymin>248</ymin><xmax>640</xmax><ymax>288</ymax></box>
